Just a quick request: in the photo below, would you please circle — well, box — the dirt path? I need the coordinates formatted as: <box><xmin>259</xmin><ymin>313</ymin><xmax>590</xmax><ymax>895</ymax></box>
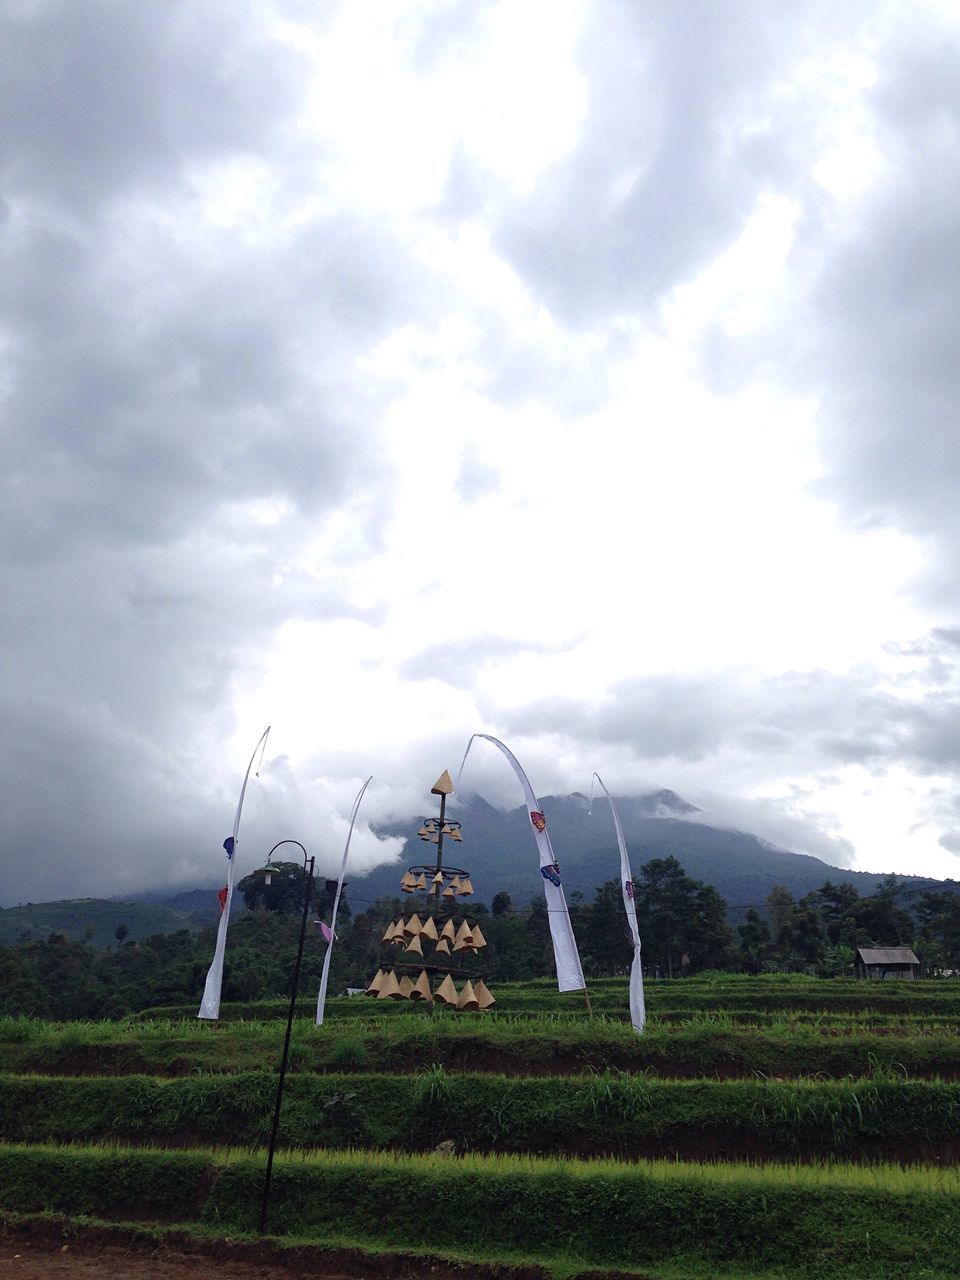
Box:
<box><xmin>3</xmin><ymin>1239</ymin><xmax>318</xmax><ymax>1279</ymax></box>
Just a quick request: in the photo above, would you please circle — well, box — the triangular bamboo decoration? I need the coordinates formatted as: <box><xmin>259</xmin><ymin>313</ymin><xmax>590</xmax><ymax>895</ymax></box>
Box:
<box><xmin>456</xmin><ymin>980</ymin><xmax>479</xmax><ymax>1011</ymax></box>
<box><xmin>448</xmin><ymin>876</ymin><xmax>462</xmax><ymax>892</ymax></box>
<box><xmin>404</xmin><ymin>913</ymin><xmax>423</xmax><ymax>936</ymax></box>
<box><xmin>434</xmin><ymin>937</ymin><xmax>451</xmax><ymax>955</ymax></box>
<box><xmin>420</xmin><ymin>916</ymin><xmax>438</xmax><ymax>941</ymax></box>
<box><xmin>435</xmin><ymin>973</ymin><xmax>458</xmax><ymax>1005</ymax></box>
<box><xmin>442</xmin><ymin>886</ymin><xmax>456</xmax><ymax>899</ymax></box>
<box><xmin>415</xmin><ymin>873</ymin><xmax>427</xmax><ymax>890</ymax></box>
<box><xmin>474</xmin><ymin>979</ymin><xmax>496</xmax><ymax>1009</ymax></box>
<box><xmin>431</xmin><ymin>871</ymin><xmax>444</xmax><ymax>885</ymax></box>
<box><xmin>401</xmin><ymin>882</ymin><xmax>415</xmax><ymax>894</ymax></box>
<box><xmin>431</xmin><ymin>770</ymin><xmax>454</xmax><ymax>795</ymax></box>
<box><xmin>458</xmin><ymin>878</ymin><xmax>474</xmax><ymax>895</ymax></box>
<box><xmin>440</xmin><ymin>919</ymin><xmax>456</xmax><ymax>941</ymax></box>
<box><xmin>405</xmin><ymin>933</ymin><xmax>424</xmax><ymax>956</ymax></box>
<box><xmin>417</xmin><ymin>825</ymin><xmax>431</xmax><ymax>839</ymax></box>
<box><xmin>365</xmin><ymin>969</ymin><xmax>385</xmax><ymax>995</ymax></box>
<box><xmin>377</xmin><ymin>970</ymin><xmax>401</xmax><ymax>999</ymax></box>
<box><xmin>411</xmin><ymin>970</ymin><xmax>433</xmax><ymax>1002</ymax></box>
<box><xmin>471</xmin><ymin>923</ymin><xmax>487</xmax><ymax>949</ymax></box>
<box><xmin>381</xmin><ymin>921</ymin><xmax>396</xmax><ymax>944</ymax></box>
<box><xmin>449</xmin><ymin>828</ymin><xmax>463</xmax><ymax>841</ymax></box>
<box><xmin>454</xmin><ymin>920</ymin><xmax>474</xmax><ymax>947</ymax></box>
<box><xmin>398</xmin><ymin>975</ymin><xmax>415</xmax><ymax>998</ymax></box>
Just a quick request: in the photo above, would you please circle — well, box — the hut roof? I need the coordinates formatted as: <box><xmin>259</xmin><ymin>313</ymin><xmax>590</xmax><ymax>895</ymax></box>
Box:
<box><xmin>856</xmin><ymin>947</ymin><xmax>919</xmax><ymax>966</ymax></box>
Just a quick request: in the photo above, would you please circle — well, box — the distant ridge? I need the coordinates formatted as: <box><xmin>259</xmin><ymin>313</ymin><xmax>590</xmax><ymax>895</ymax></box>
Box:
<box><xmin>3</xmin><ymin>790</ymin><xmax>954</xmax><ymax>943</ymax></box>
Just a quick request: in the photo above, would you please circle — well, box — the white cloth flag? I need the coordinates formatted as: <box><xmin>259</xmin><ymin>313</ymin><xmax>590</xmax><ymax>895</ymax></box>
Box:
<box><xmin>591</xmin><ymin>773</ymin><xmax>645</xmax><ymax>1034</ymax></box>
<box><xmin>316</xmin><ymin>775</ymin><xmax>373</xmax><ymax>1026</ymax></box>
<box><xmin>198</xmin><ymin>726</ymin><xmax>270</xmax><ymax>1020</ymax></box>
<box><xmin>458</xmin><ymin>733</ymin><xmax>585</xmax><ymax>993</ymax></box>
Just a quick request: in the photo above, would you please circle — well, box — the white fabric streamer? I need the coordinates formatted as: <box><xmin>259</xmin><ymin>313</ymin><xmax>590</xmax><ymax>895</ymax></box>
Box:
<box><xmin>198</xmin><ymin>726</ymin><xmax>271</xmax><ymax>1020</ymax></box>
<box><xmin>590</xmin><ymin>773</ymin><xmax>645</xmax><ymax>1034</ymax></box>
<box><xmin>457</xmin><ymin>733</ymin><xmax>585</xmax><ymax>993</ymax></box>
<box><xmin>316</xmin><ymin>775</ymin><xmax>373</xmax><ymax>1026</ymax></box>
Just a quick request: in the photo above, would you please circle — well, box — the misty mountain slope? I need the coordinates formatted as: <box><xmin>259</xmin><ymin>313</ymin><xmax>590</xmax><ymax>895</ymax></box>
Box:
<box><xmin>351</xmin><ymin>790</ymin><xmax>943</xmax><ymax>912</ymax></box>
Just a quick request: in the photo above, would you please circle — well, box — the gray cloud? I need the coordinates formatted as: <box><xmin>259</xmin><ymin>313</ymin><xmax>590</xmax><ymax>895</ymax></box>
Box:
<box><xmin>0</xmin><ymin>1</ymin><xmax>433</xmax><ymax>902</ymax></box>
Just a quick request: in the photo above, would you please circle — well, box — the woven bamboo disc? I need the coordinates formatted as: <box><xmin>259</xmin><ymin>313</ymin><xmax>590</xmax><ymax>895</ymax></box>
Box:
<box><xmin>456</xmin><ymin>980</ymin><xmax>479</xmax><ymax>1011</ymax></box>
<box><xmin>474</xmin><ymin>978</ymin><xmax>496</xmax><ymax>1009</ymax></box>
<box><xmin>434</xmin><ymin>973</ymin><xmax>458</xmax><ymax>1005</ymax></box>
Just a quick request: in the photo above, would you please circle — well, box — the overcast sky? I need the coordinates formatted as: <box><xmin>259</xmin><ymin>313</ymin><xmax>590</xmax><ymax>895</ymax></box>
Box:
<box><xmin>4</xmin><ymin>0</ymin><xmax>960</xmax><ymax>905</ymax></box>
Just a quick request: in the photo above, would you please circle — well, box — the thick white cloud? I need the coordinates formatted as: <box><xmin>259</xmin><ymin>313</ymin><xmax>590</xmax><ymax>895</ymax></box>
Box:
<box><xmin>3</xmin><ymin>0</ymin><xmax>960</xmax><ymax>904</ymax></box>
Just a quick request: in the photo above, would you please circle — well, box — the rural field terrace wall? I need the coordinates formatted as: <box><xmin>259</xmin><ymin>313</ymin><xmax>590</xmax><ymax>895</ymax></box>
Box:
<box><xmin>1</xmin><ymin>1143</ymin><xmax>959</xmax><ymax>1275</ymax></box>
<box><xmin>5</xmin><ymin>1017</ymin><xmax>960</xmax><ymax>1078</ymax></box>
<box><xmin>4</xmin><ymin>1071</ymin><xmax>960</xmax><ymax>1162</ymax></box>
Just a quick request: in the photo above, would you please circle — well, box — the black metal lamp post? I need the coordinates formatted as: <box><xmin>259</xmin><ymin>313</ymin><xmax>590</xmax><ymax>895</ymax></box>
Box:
<box><xmin>259</xmin><ymin>839</ymin><xmax>315</xmax><ymax>1235</ymax></box>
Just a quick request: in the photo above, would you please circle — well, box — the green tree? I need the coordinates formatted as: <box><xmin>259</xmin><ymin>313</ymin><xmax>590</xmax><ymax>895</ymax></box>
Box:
<box><xmin>634</xmin><ymin>857</ymin><xmax>731</xmax><ymax>977</ymax></box>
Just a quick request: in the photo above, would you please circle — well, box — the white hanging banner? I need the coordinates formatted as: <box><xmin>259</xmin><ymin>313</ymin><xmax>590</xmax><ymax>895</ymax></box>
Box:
<box><xmin>316</xmin><ymin>775</ymin><xmax>373</xmax><ymax>1026</ymax></box>
<box><xmin>198</xmin><ymin>726</ymin><xmax>271</xmax><ymax>1020</ymax></box>
<box><xmin>590</xmin><ymin>773</ymin><xmax>645</xmax><ymax>1033</ymax></box>
<box><xmin>457</xmin><ymin>733</ymin><xmax>585</xmax><ymax>993</ymax></box>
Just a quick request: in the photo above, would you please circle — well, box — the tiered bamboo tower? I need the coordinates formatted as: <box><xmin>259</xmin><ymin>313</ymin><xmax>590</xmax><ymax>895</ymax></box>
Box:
<box><xmin>365</xmin><ymin>769</ymin><xmax>495</xmax><ymax>1011</ymax></box>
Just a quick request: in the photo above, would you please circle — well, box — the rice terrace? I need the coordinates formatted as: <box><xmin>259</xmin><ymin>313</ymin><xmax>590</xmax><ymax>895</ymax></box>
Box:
<box><xmin>3</xmin><ymin>751</ymin><xmax>960</xmax><ymax>1279</ymax></box>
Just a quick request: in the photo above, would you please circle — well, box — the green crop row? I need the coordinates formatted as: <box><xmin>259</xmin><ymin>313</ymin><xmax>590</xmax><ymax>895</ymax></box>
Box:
<box><xmin>3</xmin><ymin>1070</ymin><xmax>959</xmax><ymax>1162</ymax></box>
<box><xmin>122</xmin><ymin>978</ymin><xmax>960</xmax><ymax>1023</ymax></box>
<box><xmin>4</xmin><ymin>1014</ymin><xmax>960</xmax><ymax>1080</ymax></box>
<box><xmin>1</xmin><ymin>1141</ymin><xmax>958</xmax><ymax>1277</ymax></box>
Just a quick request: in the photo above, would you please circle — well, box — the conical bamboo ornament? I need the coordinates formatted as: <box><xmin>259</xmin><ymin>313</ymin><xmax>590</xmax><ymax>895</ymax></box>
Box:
<box><xmin>448</xmin><ymin>828</ymin><xmax>463</xmax><ymax>841</ymax></box>
<box><xmin>417</xmin><ymin>825</ymin><xmax>431</xmax><ymax>839</ymax></box>
<box><xmin>458</xmin><ymin>878</ymin><xmax>474</xmax><ymax>895</ymax></box>
<box><xmin>381</xmin><ymin>922</ymin><xmax>396</xmax><ymax>944</ymax></box>
<box><xmin>440</xmin><ymin>919</ymin><xmax>456</xmax><ymax>942</ymax></box>
<box><xmin>448</xmin><ymin>876</ymin><xmax>462</xmax><ymax>892</ymax></box>
<box><xmin>435</xmin><ymin>973</ymin><xmax>458</xmax><ymax>1005</ymax></box>
<box><xmin>431</xmin><ymin>770</ymin><xmax>454</xmax><ymax>795</ymax></box>
<box><xmin>434</xmin><ymin>937</ymin><xmax>451</xmax><ymax>955</ymax></box>
<box><xmin>420</xmin><ymin>916</ymin><xmax>438</xmax><ymax>941</ymax></box>
<box><xmin>404</xmin><ymin>913</ymin><xmax>423</xmax><ymax>937</ymax></box>
<box><xmin>401</xmin><ymin>881</ymin><xmax>415</xmax><ymax>894</ymax></box>
<box><xmin>454</xmin><ymin>920</ymin><xmax>474</xmax><ymax>947</ymax></box>
<box><xmin>377</xmin><ymin>970</ymin><xmax>401</xmax><ymax>999</ymax></box>
<box><xmin>400</xmin><ymin>872</ymin><xmax>417</xmax><ymax>893</ymax></box>
<box><xmin>456</xmin><ymin>980</ymin><xmax>479</xmax><ymax>1011</ymax></box>
<box><xmin>442</xmin><ymin>886</ymin><xmax>455</xmax><ymax>899</ymax></box>
<box><xmin>431</xmin><ymin>871</ymin><xmax>444</xmax><ymax>885</ymax></box>
<box><xmin>398</xmin><ymin>975</ymin><xmax>415</xmax><ymax>998</ymax></box>
<box><xmin>365</xmin><ymin>969</ymin><xmax>385</xmax><ymax>995</ymax></box>
<box><xmin>415</xmin><ymin>873</ymin><xmax>427</xmax><ymax>890</ymax></box>
<box><xmin>404</xmin><ymin>933</ymin><xmax>424</xmax><ymax>956</ymax></box>
<box><xmin>474</xmin><ymin>979</ymin><xmax>496</xmax><ymax>1009</ymax></box>
<box><xmin>390</xmin><ymin>922</ymin><xmax>406</xmax><ymax>945</ymax></box>
<box><xmin>471</xmin><ymin>923</ymin><xmax>487</xmax><ymax>949</ymax></box>
<box><xmin>411</xmin><ymin>970</ymin><xmax>433</xmax><ymax>1002</ymax></box>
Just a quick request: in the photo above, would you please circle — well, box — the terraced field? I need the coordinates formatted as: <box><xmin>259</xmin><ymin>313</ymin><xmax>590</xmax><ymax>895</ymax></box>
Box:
<box><xmin>2</xmin><ymin>975</ymin><xmax>959</xmax><ymax>1279</ymax></box>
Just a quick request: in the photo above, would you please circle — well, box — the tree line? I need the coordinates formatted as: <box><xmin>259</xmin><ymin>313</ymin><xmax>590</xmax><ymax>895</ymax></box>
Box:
<box><xmin>1</xmin><ymin>857</ymin><xmax>958</xmax><ymax>1019</ymax></box>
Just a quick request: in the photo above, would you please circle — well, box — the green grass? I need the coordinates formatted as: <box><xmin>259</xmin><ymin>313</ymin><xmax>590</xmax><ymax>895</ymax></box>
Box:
<box><xmin>1</xmin><ymin>1141</ymin><xmax>958</xmax><ymax>1277</ymax></box>
<box><xmin>5</xmin><ymin>1009</ymin><xmax>960</xmax><ymax>1080</ymax></box>
<box><xmin>3</xmin><ymin>1070</ymin><xmax>958</xmax><ymax>1161</ymax></box>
